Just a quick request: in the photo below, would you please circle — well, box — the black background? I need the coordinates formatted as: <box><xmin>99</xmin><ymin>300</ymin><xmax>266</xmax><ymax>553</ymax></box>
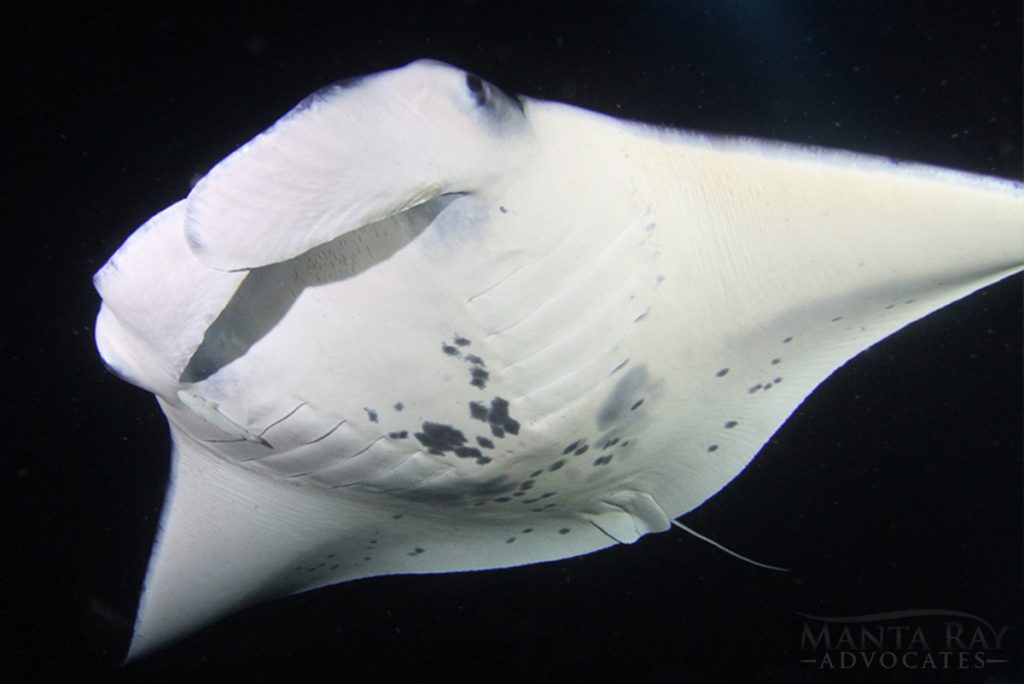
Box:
<box><xmin>4</xmin><ymin>2</ymin><xmax>1021</xmax><ymax>682</ymax></box>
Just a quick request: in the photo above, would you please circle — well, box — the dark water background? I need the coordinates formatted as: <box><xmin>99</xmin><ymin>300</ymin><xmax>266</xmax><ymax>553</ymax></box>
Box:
<box><xmin>4</xmin><ymin>2</ymin><xmax>1021</xmax><ymax>681</ymax></box>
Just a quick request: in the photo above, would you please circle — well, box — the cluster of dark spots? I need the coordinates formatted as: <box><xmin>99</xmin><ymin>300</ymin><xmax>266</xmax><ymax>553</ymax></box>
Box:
<box><xmin>407</xmin><ymin>547</ymin><xmax>425</xmax><ymax>557</ymax></box>
<box><xmin>593</xmin><ymin>454</ymin><xmax>614</xmax><ymax>467</ymax></box>
<box><xmin>602</xmin><ymin>437</ymin><xmax>620</xmax><ymax>450</ymax></box>
<box><xmin>469</xmin><ymin>397</ymin><xmax>520</xmax><ymax>438</ymax></box>
<box><xmin>393</xmin><ymin>402</ymin><xmax>404</xmax><ymax>412</ymax></box>
<box><xmin>716</xmin><ymin>368</ymin><xmax>730</xmax><ymax>377</ymax></box>
<box><xmin>548</xmin><ymin>459</ymin><xmax>566</xmax><ymax>472</ymax></box>
<box><xmin>707</xmin><ymin>444</ymin><xmax>719</xmax><ymax>453</ymax></box>
<box><xmin>364</xmin><ymin>407</ymin><xmax>379</xmax><ymax>423</ymax></box>
<box><xmin>470</xmin><ymin>366</ymin><xmax>490</xmax><ymax>389</ymax></box>
<box><xmin>476</xmin><ymin>436</ymin><xmax>495</xmax><ymax>449</ymax></box>
<box><xmin>415</xmin><ymin>422</ymin><xmax>468</xmax><ymax>455</ymax></box>
<box><xmin>389</xmin><ymin>430</ymin><xmax>408</xmax><ymax>439</ymax></box>
<box><xmin>558</xmin><ymin>528</ymin><xmax>571</xmax><ymax>535</ymax></box>
<box><xmin>724</xmin><ymin>420</ymin><xmax>739</xmax><ymax>429</ymax></box>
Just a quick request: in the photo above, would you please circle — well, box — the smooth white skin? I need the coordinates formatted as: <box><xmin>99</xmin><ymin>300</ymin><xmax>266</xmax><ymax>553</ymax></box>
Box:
<box><xmin>93</xmin><ymin>60</ymin><xmax>1024</xmax><ymax>658</ymax></box>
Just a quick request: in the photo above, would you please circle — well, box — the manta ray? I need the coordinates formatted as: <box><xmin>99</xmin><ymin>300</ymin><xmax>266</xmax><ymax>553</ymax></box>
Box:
<box><xmin>93</xmin><ymin>60</ymin><xmax>1023</xmax><ymax>659</ymax></box>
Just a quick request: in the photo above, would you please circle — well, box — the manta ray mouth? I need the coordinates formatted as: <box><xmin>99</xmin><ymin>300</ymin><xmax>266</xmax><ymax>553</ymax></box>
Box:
<box><xmin>180</xmin><ymin>194</ymin><xmax>460</xmax><ymax>383</ymax></box>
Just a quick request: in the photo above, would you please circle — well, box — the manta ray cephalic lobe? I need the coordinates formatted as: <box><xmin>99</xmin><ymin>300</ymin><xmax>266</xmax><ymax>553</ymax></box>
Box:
<box><xmin>92</xmin><ymin>60</ymin><xmax>1024</xmax><ymax>659</ymax></box>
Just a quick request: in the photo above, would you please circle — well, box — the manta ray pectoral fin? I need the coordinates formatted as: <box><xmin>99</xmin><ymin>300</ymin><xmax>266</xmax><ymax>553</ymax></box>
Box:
<box><xmin>185</xmin><ymin>60</ymin><xmax>535</xmax><ymax>271</ymax></box>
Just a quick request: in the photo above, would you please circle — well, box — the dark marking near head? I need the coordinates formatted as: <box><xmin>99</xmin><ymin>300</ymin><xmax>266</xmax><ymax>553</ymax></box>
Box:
<box><xmin>364</xmin><ymin>408</ymin><xmax>378</xmax><ymax>423</ymax></box>
<box><xmin>716</xmin><ymin>368</ymin><xmax>729</xmax><ymax>377</ymax></box>
<box><xmin>549</xmin><ymin>459</ymin><xmax>565</xmax><ymax>472</ymax></box>
<box><xmin>389</xmin><ymin>430</ymin><xmax>408</xmax><ymax>439</ymax></box>
<box><xmin>464</xmin><ymin>70</ymin><xmax>525</xmax><ymax>118</ymax></box>
<box><xmin>476</xmin><ymin>436</ymin><xmax>495</xmax><ymax>449</ymax></box>
<box><xmin>415</xmin><ymin>422</ymin><xmax>468</xmax><ymax>455</ymax></box>
<box><xmin>707</xmin><ymin>444</ymin><xmax>719</xmax><ymax>452</ymax></box>
<box><xmin>393</xmin><ymin>402</ymin><xmax>404</xmax><ymax>412</ymax></box>
<box><xmin>724</xmin><ymin>420</ymin><xmax>738</xmax><ymax>429</ymax></box>
<box><xmin>454</xmin><ymin>336</ymin><xmax>471</xmax><ymax>347</ymax></box>
<box><xmin>442</xmin><ymin>343</ymin><xmax>459</xmax><ymax>356</ymax></box>
<box><xmin>465</xmin><ymin>73</ymin><xmax>487</xmax><ymax>106</ymax></box>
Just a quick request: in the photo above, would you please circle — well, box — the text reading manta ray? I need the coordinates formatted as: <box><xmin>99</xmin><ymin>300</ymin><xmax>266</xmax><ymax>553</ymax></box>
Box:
<box><xmin>93</xmin><ymin>60</ymin><xmax>1024</xmax><ymax>659</ymax></box>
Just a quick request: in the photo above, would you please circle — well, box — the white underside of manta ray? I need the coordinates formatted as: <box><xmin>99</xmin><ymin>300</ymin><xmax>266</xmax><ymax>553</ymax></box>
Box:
<box><xmin>92</xmin><ymin>59</ymin><xmax>1024</xmax><ymax>659</ymax></box>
